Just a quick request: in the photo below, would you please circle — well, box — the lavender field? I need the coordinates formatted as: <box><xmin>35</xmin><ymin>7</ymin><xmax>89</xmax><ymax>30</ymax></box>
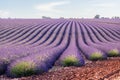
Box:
<box><xmin>0</xmin><ymin>19</ymin><xmax>120</xmax><ymax>78</ymax></box>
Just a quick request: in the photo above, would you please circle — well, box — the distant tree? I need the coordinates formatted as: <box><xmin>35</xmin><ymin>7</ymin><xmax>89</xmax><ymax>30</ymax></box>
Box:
<box><xmin>42</xmin><ymin>16</ymin><xmax>51</xmax><ymax>19</ymax></box>
<box><xmin>101</xmin><ymin>17</ymin><xmax>109</xmax><ymax>19</ymax></box>
<box><xmin>8</xmin><ymin>17</ymin><xmax>11</xmax><ymax>19</ymax></box>
<box><xmin>101</xmin><ymin>17</ymin><xmax>105</xmax><ymax>19</ymax></box>
<box><xmin>94</xmin><ymin>14</ymin><xmax>100</xmax><ymax>19</ymax></box>
<box><xmin>112</xmin><ymin>16</ymin><xmax>120</xmax><ymax>19</ymax></box>
<box><xmin>60</xmin><ymin>17</ymin><xmax>64</xmax><ymax>19</ymax></box>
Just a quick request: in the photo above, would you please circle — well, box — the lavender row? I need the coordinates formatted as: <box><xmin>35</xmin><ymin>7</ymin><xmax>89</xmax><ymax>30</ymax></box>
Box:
<box><xmin>6</xmin><ymin>21</ymin><xmax>72</xmax><ymax>77</ymax></box>
<box><xmin>79</xmin><ymin>21</ymin><xmax>120</xmax><ymax>57</ymax></box>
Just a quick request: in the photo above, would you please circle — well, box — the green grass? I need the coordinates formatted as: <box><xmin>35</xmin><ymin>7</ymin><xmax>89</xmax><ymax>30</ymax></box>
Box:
<box><xmin>11</xmin><ymin>61</ymin><xmax>35</xmax><ymax>77</ymax></box>
<box><xmin>89</xmin><ymin>52</ymin><xmax>104</xmax><ymax>61</ymax></box>
<box><xmin>62</xmin><ymin>55</ymin><xmax>79</xmax><ymax>66</ymax></box>
<box><xmin>108</xmin><ymin>49</ymin><xmax>120</xmax><ymax>57</ymax></box>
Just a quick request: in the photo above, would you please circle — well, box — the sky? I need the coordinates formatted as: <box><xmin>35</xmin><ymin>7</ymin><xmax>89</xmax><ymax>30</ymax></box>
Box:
<box><xmin>0</xmin><ymin>0</ymin><xmax>120</xmax><ymax>18</ymax></box>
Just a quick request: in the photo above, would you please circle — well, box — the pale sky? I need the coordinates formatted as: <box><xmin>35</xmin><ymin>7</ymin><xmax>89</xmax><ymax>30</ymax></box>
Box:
<box><xmin>0</xmin><ymin>0</ymin><xmax>120</xmax><ymax>18</ymax></box>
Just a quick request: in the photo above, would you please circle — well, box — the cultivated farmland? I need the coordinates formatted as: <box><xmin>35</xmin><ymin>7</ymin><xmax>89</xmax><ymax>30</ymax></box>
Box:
<box><xmin>0</xmin><ymin>19</ymin><xmax>120</xmax><ymax>78</ymax></box>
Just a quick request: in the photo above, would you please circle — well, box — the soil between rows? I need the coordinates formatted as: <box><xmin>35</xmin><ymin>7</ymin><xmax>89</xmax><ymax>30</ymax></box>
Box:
<box><xmin>0</xmin><ymin>57</ymin><xmax>120</xmax><ymax>80</ymax></box>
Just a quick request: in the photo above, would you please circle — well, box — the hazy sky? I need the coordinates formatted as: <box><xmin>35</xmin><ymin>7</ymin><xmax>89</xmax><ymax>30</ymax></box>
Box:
<box><xmin>0</xmin><ymin>0</ymin><xmax>120</xmax><ymax>18</ymax></box>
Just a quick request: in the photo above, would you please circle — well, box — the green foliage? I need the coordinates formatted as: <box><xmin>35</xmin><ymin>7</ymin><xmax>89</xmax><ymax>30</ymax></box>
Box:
<box><xmin>11</xmin><ymin>61</ymin><xmax>35</xmax><ymax>77</ymax></box>
<box><xmin>62</xmin><ymin>56</ymin><xmax>79</xmax><ymax>66</ymax></box>
<box><xmin>108</xmin><ymin>49</ymin><xmax>120</xmax><ymax>57</ymax></box>
<box><xmin>89</xmin><ymin>52</ymin><xmax>103</xmax><ymax>61</ymax></box>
